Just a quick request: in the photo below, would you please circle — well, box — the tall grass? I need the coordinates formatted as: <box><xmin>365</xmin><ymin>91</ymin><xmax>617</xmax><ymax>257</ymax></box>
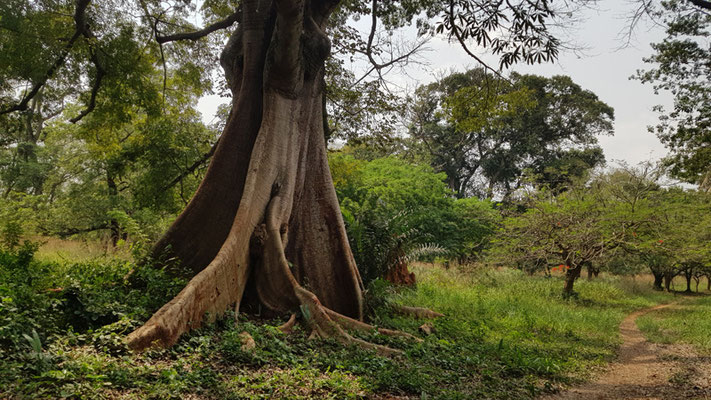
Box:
<box><xmin>33</xmin><ymin>237</ymin><xmax>131</xmax><ymax>263</ymax></box>
<box><xmin>386</xmin><ymin>265</ymin><xmax>673</xmax><ymax>382</ymax></box>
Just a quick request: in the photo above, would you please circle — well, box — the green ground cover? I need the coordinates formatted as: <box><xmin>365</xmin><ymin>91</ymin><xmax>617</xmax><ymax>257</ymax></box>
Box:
<box><xmin>0</xmin><ymin>245</ymin><xmax>675</xmax><ymax>399</ymax></box>
<box><xmin>637</xmin><ymin>295</ymin><xmax>711</xmax><ymax>354</ymax></box>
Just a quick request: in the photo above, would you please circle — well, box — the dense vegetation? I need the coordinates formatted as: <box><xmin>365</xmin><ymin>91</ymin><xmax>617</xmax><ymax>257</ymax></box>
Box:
<box><xmin>0</xmin><ymin>244</ymin><xmax>676</xmax><ymax>399</ymax></box>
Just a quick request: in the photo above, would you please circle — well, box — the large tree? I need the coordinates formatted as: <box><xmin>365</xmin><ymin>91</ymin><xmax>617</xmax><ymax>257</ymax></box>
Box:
<box><xmin>1</xmin><ymin>0</ymin><xmax>586</xmax><ymax>350</ymax></box>
<box><xmin>409</xmin><ymin>69</ymin><xmax>612</xmax><ymax>199</ymax></box>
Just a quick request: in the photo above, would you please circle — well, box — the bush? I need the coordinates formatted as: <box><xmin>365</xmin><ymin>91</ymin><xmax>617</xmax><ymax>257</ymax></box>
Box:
<box><xmin>330</xmin><ymin>152</ymin><xmax>498</xmax><ymax>283</ymax></box>
<box><xmin>0</xmin><ymin>243</ymin><xmax>186</xmax><ymax>369</ymax></box>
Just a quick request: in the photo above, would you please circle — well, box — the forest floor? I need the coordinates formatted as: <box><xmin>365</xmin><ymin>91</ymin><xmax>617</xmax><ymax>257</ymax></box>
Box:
<box><xmin>544</xmin><ymin>301</ymin><xmax>711</xmax><ymax>400</ymax></box>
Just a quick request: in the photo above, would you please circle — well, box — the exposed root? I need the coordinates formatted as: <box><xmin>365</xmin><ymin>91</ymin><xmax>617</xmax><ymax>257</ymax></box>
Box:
<box><xmin>393</xmin><ymin>305</ymin><xmax>444</xmax><ymax>319</ymax></box>
<box><xmin>294</xmin><ymin>286</ymin><xmax>403</xmax><ymax>356</ymax></box>
<box><xmin>324</xmin><ymin>308</ymin><xmax>423</xmax><ymax>343</ymax></box>
<box><xmin>279</xmin><ymin>313</ymin><xmax>297</xmax><ymax>333</ymax></box>
<box><xmin>261</xmin><ymin>194</ymin><xmax>414</xmax><ymax>356</ymax></box>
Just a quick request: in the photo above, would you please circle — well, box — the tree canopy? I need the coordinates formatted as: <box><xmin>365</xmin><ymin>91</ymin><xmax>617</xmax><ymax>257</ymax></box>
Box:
<box><xmin>408</xmin><ymin>69</ymin><xmax>612</xmax><ymax>199</ymax></box>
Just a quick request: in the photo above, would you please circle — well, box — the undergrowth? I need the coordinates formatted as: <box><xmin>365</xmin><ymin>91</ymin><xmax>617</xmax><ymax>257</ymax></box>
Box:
<box><xmin>0</xmin><ymin>248</ymin><xmax>674</xmax><ymax>399</ymax></box>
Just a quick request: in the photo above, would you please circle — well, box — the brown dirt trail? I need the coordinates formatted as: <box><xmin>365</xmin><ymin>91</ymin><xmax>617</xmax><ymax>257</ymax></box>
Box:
<box><xmin>542</xmin><ymin>303</ymin><xmax>711</xmax><ymax>400</ymax></box>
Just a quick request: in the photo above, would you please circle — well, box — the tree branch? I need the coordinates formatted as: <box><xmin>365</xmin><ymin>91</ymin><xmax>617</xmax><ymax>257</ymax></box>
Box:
<box><xmin>0</xmin><ymin>0</ymin><xmax>92</xmax><ymax>115</ymax></box>
<box><xmin>159</xmin><ymin>139</ymin><xmax>219</xmax><ymax>193</ymax></box>
<box><xmin>70</xmin><ymin>51</ymin><xmax>105</xmax><ymax>123</ymax></box>
<box><xmin>56</xmin><ymin>223</ymin><xmax>110</xmax><ymax>238</ymax></box>
<box><xmin>355</xmin><ymin>0</ymin><xmax>428</xmax><ymax>85</ymax></box>
<box><xmin>447</xmin><ymin>0</ymin><xmax>509</xmax><ymax>82</ymax></box>
<box><xmin>688</xmin><ymin>0</ymin><xmax>711</xmax><ymax>10</ymax></box>
<box><xmin>156</xmin><ymin>10</ymin><xmax>241</xmax><ymax>44</ymax></box>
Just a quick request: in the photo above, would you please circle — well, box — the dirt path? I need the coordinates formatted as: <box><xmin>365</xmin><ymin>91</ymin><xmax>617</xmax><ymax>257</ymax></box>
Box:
<box><xmin>542</xmin><ymin>303</ymin><xmax>711</xmax><ymax>400</ymax></box>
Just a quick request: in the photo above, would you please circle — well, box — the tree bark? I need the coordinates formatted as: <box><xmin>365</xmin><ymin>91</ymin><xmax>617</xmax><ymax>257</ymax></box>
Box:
<box><xmin>107</xmin><ymin>172</ymin><xmax>120</xmax><ymax>246</ymax></box>
<box><xmin>652</xmin><ymin>272</ymin><xmax>664</xmax><ymax>291</ymax></box>
<box><xmin>664</xmin><ymin>272</ymin><xmax>673</xmax><ymax>292</ymax></box>
<box><xmin>127</xmin><ymin>0</ymin><xmax>371</xmax><ymax>350</ymax></box>
<box><xmin>563</xmin><ymin>265</ymin><xmax>582</xmax><ymax>296</ymax></box>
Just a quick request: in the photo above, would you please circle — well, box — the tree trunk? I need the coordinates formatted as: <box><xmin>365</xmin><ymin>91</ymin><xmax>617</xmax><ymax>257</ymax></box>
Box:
<box><xmin>563</xmin><ymin>265</ymin><xmax>582</xmax><ymax>296</ymax></box>
<box><xmin>127</xmin><ymin>0</ymin><xmax>368</xmax><ymax>350</ymax></box>
<box><xmin>107</xmin><ymin>172</ymin><xmax>120</xmax><ymax>246</ymax></box>
<box><xmin>664</xmin><ymin>272</ymin><xmax>673</xmax><ymax>292</ymax></box>
<box><xmin>685</xmin><ymin>273</ymin><xmax>692</xmax><ymax>293</ymax></box>
<box><xmin>652</xmin><ymin>272</ymin><xmax>664</xmax><ymax>291</ymax></box>
<box><xmin>707</xmin><ymin>276</ymin><xmax>710</xmax><ymax>291</ymax></box>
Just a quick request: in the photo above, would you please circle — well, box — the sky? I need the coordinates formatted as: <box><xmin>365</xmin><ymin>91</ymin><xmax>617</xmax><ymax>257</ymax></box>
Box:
<box><xmin>197</xmin><ymin>0</ymin><xmax>674</xmax><ymax>167</ymax></box>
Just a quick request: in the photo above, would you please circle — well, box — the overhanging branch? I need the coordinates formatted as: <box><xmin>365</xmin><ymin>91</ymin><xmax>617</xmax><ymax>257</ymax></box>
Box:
<box><xmin>355</xmin><ymin>0</ymin><xmax>428</xmax><ymax>85</ymax></box>
<box><xmin>70</xmin><ymin>49</ymin><xmax>105</xmax><ymax>123</ymax></box>
<box><xmin>160</xmin><ymin>138</ymin><xmax>219</xmax><ymax>193</ymax></box>
<box><xmin>447</xmin><ymin>0</ymin><xmax>508</xmax><ymax>82</ymax></box>
<box><xmin>56</xmin><ymin>223</ymin><xmax>110</xmax><ymax>238</ymax></box>
<box><xmin>156</xmin><ymin>10</ymin><xmax>240</xmax><ymax>44</ymax></box>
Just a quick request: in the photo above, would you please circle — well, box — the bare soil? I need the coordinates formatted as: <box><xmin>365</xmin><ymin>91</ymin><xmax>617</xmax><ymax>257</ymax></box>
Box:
<box><xmin>542</xmin><ymin>303</ymin><xmax>711</xmax><ymax>400</ymax></box>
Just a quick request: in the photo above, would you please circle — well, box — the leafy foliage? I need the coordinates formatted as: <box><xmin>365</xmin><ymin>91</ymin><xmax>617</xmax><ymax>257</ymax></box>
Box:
<box><xmin>408</xmin><ymin>69</ymin><xmax>612</xmax><ymax>199</ymax></box>
<box><xmin>330</xmin><ymin>152</ymin><xmax>498</xmax><ymax>282</ymax></box>
<box><xmin>635</xmin><ymin>0</ymin><xmax>711</xmax><ymax>189</ymax></box>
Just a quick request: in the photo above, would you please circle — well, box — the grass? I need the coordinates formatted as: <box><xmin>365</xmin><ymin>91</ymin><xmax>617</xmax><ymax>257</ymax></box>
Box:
<box><xmin>1</xmin><ymin>246</ymin><xmax>678</xmax><ymax>399</ymax></box>
<box><xmin>33</xmin><ymin>236</ymin><xmax>131</xmax><ymax>263</ymax></box>
<box><xmin>637</xmin><ymin>294</ymin><xmax>711</xmax><ymax>354</ymax></box>
<box><xmin>386</xmin><ymin>265</ymin><xmax>671</xmax><ymax>384</ymax></box>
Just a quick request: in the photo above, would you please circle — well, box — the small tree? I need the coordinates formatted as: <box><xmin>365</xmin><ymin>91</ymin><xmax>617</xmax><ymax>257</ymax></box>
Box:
<box><xmin>493</xmin><ymin>186</ymin><xmax>629</xmax><ymax>296</ymax></box>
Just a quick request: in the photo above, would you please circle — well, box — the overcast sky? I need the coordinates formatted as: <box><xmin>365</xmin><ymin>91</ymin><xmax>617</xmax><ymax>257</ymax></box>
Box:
<box><xmin>198</xmin><ymin>0</ymin><xmax>674</xmax><ymax>167</ymax></box>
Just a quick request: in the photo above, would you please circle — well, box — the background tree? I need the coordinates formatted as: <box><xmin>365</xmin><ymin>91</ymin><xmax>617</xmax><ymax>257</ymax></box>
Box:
<box><xmin>492</xmin><ymin>183</ymin><xmax>633</xmax><ymax>295</ymax></box>
<box><xmin>601</xmin><ymin>167</ymin><xmax>711</xmax><ymax>292</ymax></box>
<box><xmin>654</xmin><ymin>190</ymin><xmax>711</xmax><ymax>292</ymax></box>
<box><xmin>635</xmin><ymin>0</ymin><xmax>711</xmax><ymax>190</ymax></box>
<box><xmin>591</xmin><ymin>164</ymin><xmax>671</xmax><ymax>289</ymax></box>
<box><xmin>0</xmin><ymin>0</ymin><xmax>221</xmax><ymax>244</ymax></box>
<box><xmin>408</xmin><ymin>69</ymin><xmax>613</xmax><ymax>199</ymax></box>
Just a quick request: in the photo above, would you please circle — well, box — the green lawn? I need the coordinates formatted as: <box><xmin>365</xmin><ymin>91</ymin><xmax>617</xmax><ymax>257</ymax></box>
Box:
<box><xmin>1</xmin><ymin>247</ymin><xmax>676</xmax><ymax>399</ymax></box>
<box><xmin>637</xmin><ymin>294</ymin><xmax>711</xmax><ymax>354</ymax></box>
